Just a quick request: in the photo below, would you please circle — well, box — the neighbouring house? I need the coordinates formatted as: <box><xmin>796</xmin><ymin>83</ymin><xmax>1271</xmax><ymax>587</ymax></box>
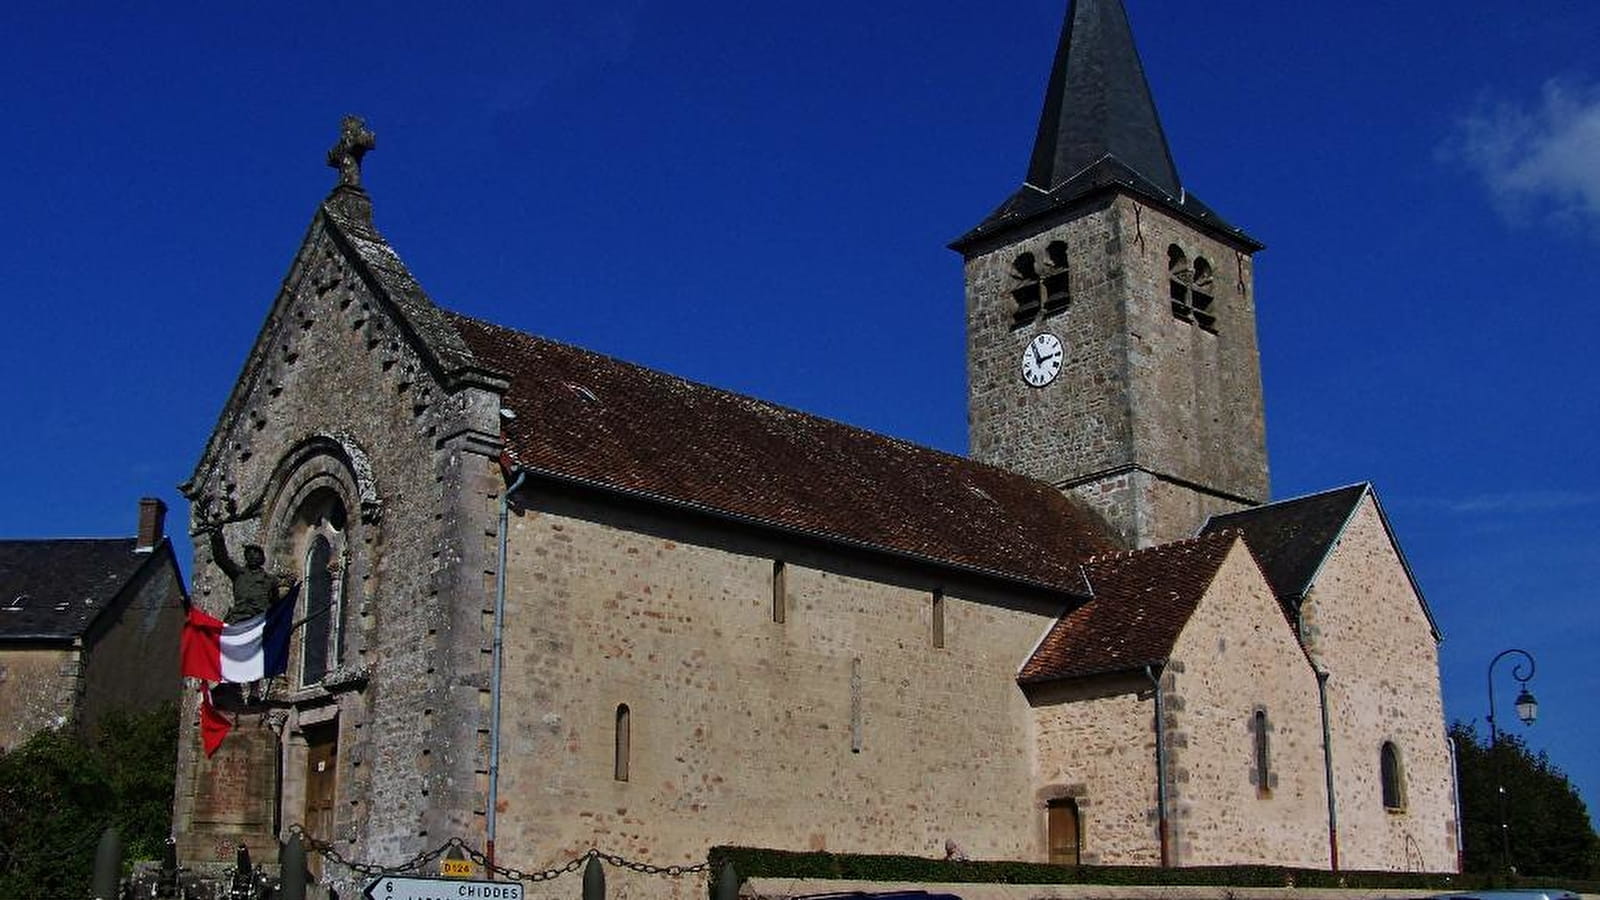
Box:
<box><xmin>0</xmin><ymin>497</ymin><xmax>188</xmax><ymax>751</ymax></box>
<box><xmin>170</xmin><ymin>0</ymin><xmax>1457</xmax><ymax>894</ymax></box>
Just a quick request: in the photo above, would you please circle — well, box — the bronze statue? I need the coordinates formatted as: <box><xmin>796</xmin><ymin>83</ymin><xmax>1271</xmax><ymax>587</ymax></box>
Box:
<box><xmin>206</xmin><ymin>526</ymin><xmax>297</xmax><ymax>624</ymax></box>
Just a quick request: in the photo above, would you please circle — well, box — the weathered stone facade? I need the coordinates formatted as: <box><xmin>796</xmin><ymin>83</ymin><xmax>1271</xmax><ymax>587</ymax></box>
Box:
<box><xmin>1300</xmin><ymin>496</ymin><xmax>1456</xmax><ymax>872</ymax></box>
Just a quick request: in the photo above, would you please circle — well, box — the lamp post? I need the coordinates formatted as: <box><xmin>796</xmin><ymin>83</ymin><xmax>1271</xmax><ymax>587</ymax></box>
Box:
<box><xmin>1486</xmin><ymin>648</ymin><xmax>1538</xmax><ymax>876</ymax></box>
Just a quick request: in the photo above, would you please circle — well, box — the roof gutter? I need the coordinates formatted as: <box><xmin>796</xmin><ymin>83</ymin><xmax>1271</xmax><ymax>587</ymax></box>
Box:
<box><xmin>485</xmin><ymin>468</ymin><xmax>528</xmax><ymax>870</ymax></box>
<box><xmin>506</xmin><ymin>463</ymin><xmax>1091</xmax><ymax>602</ymax></box>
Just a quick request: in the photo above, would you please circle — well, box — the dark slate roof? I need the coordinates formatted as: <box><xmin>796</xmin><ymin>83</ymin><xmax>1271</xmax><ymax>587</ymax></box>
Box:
<box><xmin>952</xmin><ymin>0</ymin><xmax>1260</xmax><ymax>252</ymax></box>
<box><xmin>1019</xmin><ymin>531</ymin><xmax>1240</xmax><ymax>683</ymax></box>
<box><xmin>0</xmin><ymin>539</ymin><xmax>149</xmax><ymax>639</ymax></box>
<box><xmin>1201</xmin><ymin>483</ymin><xmax>1368</xmax><ymax>606</ymax></box>
<box><xmin>447</xmin><ymin>312</ymin><xmax>1119</xmax><ymax>592</ymax></box>
<box><xmin>1202</xmin><ymin>483</ymin><xmax>1440</xmax><ymax>640</ymax></box>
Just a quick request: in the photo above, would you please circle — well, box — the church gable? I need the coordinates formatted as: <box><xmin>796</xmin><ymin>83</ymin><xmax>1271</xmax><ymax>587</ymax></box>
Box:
<box><xmin>1203</xmin><ymin>483</ymin><xmax>1438</xmax><ymax>640</ymax></box>
<box><xmin>1019</xmin><ymin>530</ymin><xmax>1239</xmax><ymax>683</ymax></box>
<box><xmin>182</xmin><ymin>185</ymin><xmax>504</xmax><ymax>528</ymax></box>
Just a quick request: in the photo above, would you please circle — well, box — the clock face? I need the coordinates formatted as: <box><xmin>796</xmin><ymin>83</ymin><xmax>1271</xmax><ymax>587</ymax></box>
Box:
<box><xmin>1021</xmin><ymin>332</ymin><xmax>1065</xmax><ymax>387</ymax></box>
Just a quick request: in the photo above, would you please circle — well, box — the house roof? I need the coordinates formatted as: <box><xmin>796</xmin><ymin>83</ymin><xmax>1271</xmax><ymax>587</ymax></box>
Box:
<box><xmin>447</xmin><ymin>312</ymin><xmax>1119</xmax><ymax>592</ymax></box>
<box><xmin>951</xmin><ymin>0</ymin><xmax>1259</xmax><ymax>252</ymax></box>
<box><xmin>0</xmin><ymin>539</ymin><xmax>154</xmax><ymax>639</ymax></box>
<box><xmin>1018</xmin><ymin>530</ymin><xmax>1241</xmax><ymax>683</ymax></box>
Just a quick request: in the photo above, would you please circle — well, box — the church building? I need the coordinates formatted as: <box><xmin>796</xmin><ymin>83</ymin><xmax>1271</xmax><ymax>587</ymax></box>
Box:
<box><xmin>173</xmin><ymin>0</ymin><xmax>1457</xmax><ymax>894</ymax></box>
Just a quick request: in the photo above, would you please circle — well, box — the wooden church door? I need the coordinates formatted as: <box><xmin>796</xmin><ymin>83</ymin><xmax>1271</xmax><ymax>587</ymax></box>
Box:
<box><xmin>1047</xmin><ymin>798</ymin><xmax>1080</xmax><ymax>865</ymax></box>
<box><xmin>303</xmin><ymin>723</ymin><xmax>338</xmax><ymax>873</ymax></box>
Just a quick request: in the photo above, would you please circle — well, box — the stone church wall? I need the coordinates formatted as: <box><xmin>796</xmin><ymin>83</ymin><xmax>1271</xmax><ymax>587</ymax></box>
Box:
<box><xmin>1031</xmin><ymin>673</ymin><xmax>1163</xmax><ymax>865</ymax></box>
<box><xmin>1163</xmin><ymin>543</ymin><xmax>1328</xmax><ymax>868</ymax></box>
<box><xmin>491</xmin><ymin>486</ymin><xmax>1065</xmax><ymax>897</ymax></box>
<box><xmin>1299</xmin><ymin>497</ymin><xmax>1457</xmax><ymax>872</ymax></box>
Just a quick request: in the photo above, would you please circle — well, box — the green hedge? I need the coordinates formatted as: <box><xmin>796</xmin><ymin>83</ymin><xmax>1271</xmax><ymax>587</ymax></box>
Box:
<box><xmin>706</xmin><ymin>846</ymin><xmax>1600</xmax><ymax>896</ymax></box>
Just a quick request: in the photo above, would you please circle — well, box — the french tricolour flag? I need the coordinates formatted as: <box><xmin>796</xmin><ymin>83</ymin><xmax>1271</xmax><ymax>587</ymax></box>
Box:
<box><xmin>180</xmin><ymin>588</ymin><xmax>296</xmax><ymax>684</ymax></box>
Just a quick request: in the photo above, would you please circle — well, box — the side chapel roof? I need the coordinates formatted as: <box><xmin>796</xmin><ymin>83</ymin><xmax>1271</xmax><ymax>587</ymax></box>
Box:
<box><xmin>952</xmin><ymin>0</ymin><xmax>1260</xmax><ymax>252</ymax></box>
<box><xmin>1018</xmin><ymin>530</ymin><xmax>1242</xmax><ymax>683</ymax></box>
<box><xmin>0</xmin><ymin>539</ymin><xmax>159</xmax><ymax>640</ymax></box>
<box><xmin>448</xmin><ymin>313</ymin><xmax>1119</xmax><ymax>592</ymax></box>
<box><xmin>1202</xmin><ymin>482</ymin><xmax>1439</xmax><ymax>639</ymax></box>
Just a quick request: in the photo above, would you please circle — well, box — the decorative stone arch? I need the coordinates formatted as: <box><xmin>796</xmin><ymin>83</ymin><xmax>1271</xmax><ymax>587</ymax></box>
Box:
<box><xmin>257</xmin><ymin>434</ymin><xmax>381</xmax><ymax>691</ymax></box>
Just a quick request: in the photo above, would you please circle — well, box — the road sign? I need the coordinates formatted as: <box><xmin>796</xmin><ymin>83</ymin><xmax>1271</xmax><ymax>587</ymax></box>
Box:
<box><xmin>440</xmin><ymin>857</ymin><xmax>475</xmax><ymax>878</ymax></box>
<box><xmin>363</xmin><ymin>874</ymin><xmax>524</xmax><ymax>900</ymax></box>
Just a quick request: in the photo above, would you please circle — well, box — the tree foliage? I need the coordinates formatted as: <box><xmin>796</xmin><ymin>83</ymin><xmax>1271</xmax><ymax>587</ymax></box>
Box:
<box><xmin>0</xmin><ymin>703</ymin><xmax>177</xmax><ymax>898</ymax></box>
<box><xmin>1451</xmin><ymin>720</ymin><xmax>1600</xmax><ymax>879</ymax></box>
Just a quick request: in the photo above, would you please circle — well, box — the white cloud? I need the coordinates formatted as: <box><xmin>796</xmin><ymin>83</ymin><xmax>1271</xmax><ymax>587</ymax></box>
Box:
<box><xmin>1403</xmin><ymin>490</ymin><xmax>1600</xmax><ymax>515</ymax></box>
<box><xmin>1444</xmin><ymin>78</ymin><xmax>1600</xmax><ymax>234</ymax></box>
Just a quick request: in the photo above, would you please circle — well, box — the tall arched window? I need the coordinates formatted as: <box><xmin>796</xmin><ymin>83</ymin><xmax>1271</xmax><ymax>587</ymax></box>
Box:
<box><xmin>614</xmin><ymin>704</ymin><xmax>631</xmax><ymax>782</ymax></box>
<box><xmin>1380</xmin><ymin>741</ymin><xmax>1406</xmax><ymax>810</ymax></box>
<box><xmin>295</xmin><ymin>488</ymin><xmax>348</xmax><ymax>688</ymax></box>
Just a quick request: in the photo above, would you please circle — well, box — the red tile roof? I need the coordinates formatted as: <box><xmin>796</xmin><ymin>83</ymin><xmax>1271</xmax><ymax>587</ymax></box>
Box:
<box><xmin>446</xmin><ymin>312</ymin><xmax>1117</xmax><ymax>591</ymax></box>
<box><xmin>1019</xmin><ymin>531</ymin><xmax>1241</xmax><ymax>682</ymax></box>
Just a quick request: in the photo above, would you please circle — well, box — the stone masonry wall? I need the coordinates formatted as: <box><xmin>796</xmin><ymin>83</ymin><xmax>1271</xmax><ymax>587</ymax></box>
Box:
<box><xmin>491</xmin><ymin>489</ymin><xmax>1064</xmax><ymax>899</ymax></box>
<box><xmin>0</xmin><ymin>646</ymin><xmax>77</xmax><ymax>750</ymax></box>
<box><xmin>963</xmin><ymin>195</ymin><xmax>1267</xmax><ymax>549</ymax></box>
<box><xmin>1031</xmin><ymin>673</ymin><xmax>1162</xmax><ymax>866</ymax></box>
<box><xmin>1299</xmin><ymin>496</ymin><xmax>1457</xmax><ymax>872</ymax></box>
<box><xmin>1163</xmin><ymin>541</ymin><xmax>1327</xmax><ymax>868</ymax></box>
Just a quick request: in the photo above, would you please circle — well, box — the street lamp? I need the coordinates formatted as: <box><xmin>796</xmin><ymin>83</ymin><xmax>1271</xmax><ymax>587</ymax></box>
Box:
<box><xmin>1486</xmin><ymin>648</ymin><xmax>1538</xmax><ymax>876</ymax></box>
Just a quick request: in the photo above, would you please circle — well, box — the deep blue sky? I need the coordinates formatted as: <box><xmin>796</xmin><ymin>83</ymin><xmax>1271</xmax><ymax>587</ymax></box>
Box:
<box><xmin>4</xmin><ymin>2</ymin><xmax>1598</xmax><ymax>835</ymax></box>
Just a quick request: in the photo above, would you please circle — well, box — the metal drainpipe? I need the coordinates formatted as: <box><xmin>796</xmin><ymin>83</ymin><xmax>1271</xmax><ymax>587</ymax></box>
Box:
<box><xmin>1448</xmin><ymin>734</ymin><xmax>1464</xmax><ymax>873</ymax></box>
<box><xmin>486</xmin><ymin>468</ymin><xmax>527</xmax><ymax>870</ymax></box>
<box><xmin>1316</xmin><ymin>669</ymin><xmax>1339</xmax><ymax>871</ymax></box>
<box><xmin>1299</xmin><ymin>602</ymin><xmax>1339</xmax><ymax>872</ymax></box>
<box><xmin>1144</xmin><ymin>664</ymin><xmax>1171</xmax><ymax>866</ymax></box>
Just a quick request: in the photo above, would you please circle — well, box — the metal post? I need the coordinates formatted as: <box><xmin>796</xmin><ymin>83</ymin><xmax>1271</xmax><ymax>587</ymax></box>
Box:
<box><xmin>582</xmin><ymin>853</ymin><xmax>606</xmax><ymax>900</ymax></box>
<box><xmin>1486</xmin><ymin>648</ymin><xmax>1537</xmax><ymax>876</ymax></box>
<box><xmin>280</xmin><ymin>833</ymin><xmax>308</xmax><ymax>900</ymax></box>
<box><xmin>714</xmin><ymin>860</ymin><xmax>741</xmax><ymax>900</ymax></box>
<box><xmin>91</xmin><ymin>827</ymin><xmax>121</xmax><ymax>900</ymax></box>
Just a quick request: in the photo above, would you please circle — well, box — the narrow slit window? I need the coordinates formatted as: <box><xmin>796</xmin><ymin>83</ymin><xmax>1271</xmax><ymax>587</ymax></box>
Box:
<box><xmin>772</xmin><ymin>560</ymin><xmax>786</xmax><ymax>624</ymax></box>
<box><xmin>1381</xmin><ymin>741</ymin><xmax>1405</xmax><ymax>810</ymax></box>
<box><xmin>1252</xmin><ymin>708</ymin><xmax>1272</xmax><ymax>796</ymax></box>
<box><xmin>614</xmin><ymin>704</ymin><xmax>631</xmax><ymax>782</ymax></box>
<box><xmin>932</xmin><ymin>589</ymin><xmax>946</xmax><ymax>649</ymax></box>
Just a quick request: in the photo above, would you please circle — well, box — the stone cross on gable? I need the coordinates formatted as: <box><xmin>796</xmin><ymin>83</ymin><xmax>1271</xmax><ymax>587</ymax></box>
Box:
<box><xmin>326</xmin><ymin>115</ymin><xmax>376</xmax><ymax>188</ymax></box>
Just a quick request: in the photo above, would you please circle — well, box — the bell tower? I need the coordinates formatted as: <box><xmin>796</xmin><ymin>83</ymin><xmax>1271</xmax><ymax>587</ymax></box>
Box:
<box><xmin>952</xmin><ymin>0</ymin><xmax>1269</xmax><ymax>548</ymax></box>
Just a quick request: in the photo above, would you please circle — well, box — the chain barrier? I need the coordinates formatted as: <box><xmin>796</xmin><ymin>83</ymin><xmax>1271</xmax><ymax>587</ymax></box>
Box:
<box><xmin>287</xmin><ymin>824</ymin><xmax>710</xmax><ymax>885</ymax></box>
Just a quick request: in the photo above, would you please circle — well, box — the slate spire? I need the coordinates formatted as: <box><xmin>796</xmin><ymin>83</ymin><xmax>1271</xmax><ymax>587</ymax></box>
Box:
<box><xmin>952</xmin><ymin>0</ymin><xmax>1259</xmax><ymax>252</ymax></box>
<box><xmin>1025</xmin><ymin>0</ymin><xmax>1178</xmax><ymax>196</ymax></box>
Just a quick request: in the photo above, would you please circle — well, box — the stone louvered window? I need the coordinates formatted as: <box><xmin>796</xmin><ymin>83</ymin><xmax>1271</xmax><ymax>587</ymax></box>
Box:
<box><xmin>614</xmin><ymin>704</ymin><xmax>631</xmax><ymax>782</ymax></box>
<box><xmin>1168</xmin><ymin>244</ymin><xmax>1217</xmax><ymax>332</ymax></box>
<box><xmin>1381</xmin><ymin>741</ymin><xmax>1406</xmax><ymax>810</ymax></box>
<box><xmin>1011</xmin><ymin>241</ymin><xmax>1072</xmax><ymax>326</ymax></box>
